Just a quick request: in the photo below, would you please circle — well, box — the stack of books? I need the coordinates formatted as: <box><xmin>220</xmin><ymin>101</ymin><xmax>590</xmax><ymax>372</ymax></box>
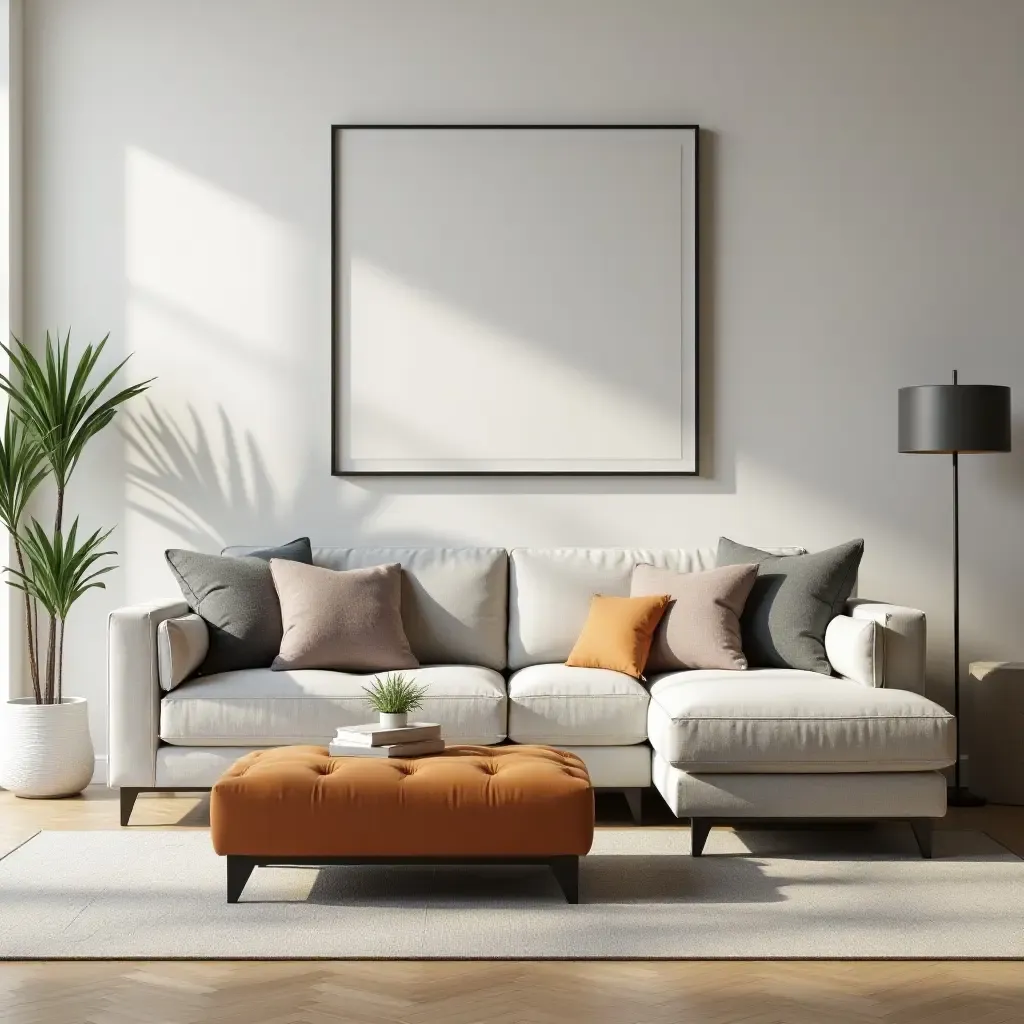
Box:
<box><xmin>328</xmin><ymin>721</ymin><xmax>444</xmax><ymax>758</ymax></box>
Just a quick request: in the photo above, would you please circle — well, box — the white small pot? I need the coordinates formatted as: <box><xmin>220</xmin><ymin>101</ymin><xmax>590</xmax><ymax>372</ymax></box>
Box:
<box><xmin>0</xmin><ymin>696</ymin><xmax>95</xmax><ymax>798</ymax></box>
<box><xmin>378</xmin><ymin>711</ymin><xmax>409</xmax><ymax>730</ymax></box>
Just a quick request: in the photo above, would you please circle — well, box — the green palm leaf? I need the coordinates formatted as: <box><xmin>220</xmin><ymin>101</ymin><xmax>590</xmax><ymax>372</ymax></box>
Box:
<box><xmin>8</xmin><ymin>517</ymin><xmax>116</xmax><ymax>621</ymax></box>
<box><xmin>0</xmin><ymin>410</ymin><xmax>48</xmax><ymax>535</ymax></box>
<box><xmin>0</xmin><ymin>331</ymin><xmax>153</xmax><ymax>493</ymax></box>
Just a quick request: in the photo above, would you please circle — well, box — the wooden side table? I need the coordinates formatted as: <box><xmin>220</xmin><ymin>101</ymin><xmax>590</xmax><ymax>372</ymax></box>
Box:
<box><xmin>968</xmin><ymin>662</ymin><xmax>1024</xmax><ymax>806</ymax></box>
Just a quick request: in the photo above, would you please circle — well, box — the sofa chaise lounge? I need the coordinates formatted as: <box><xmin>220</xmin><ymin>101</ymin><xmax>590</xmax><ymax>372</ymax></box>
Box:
<box><xmin>108</xmin><ymin>546</ymin><xmax>955</xmax><ymax>854</ymax></box>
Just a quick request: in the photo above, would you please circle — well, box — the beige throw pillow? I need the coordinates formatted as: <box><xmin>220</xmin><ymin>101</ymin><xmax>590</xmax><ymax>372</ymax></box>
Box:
<box><xmin>630</xmin><ymin>562</ymin><xmax>758</xmax><ymax>673</ymax></box>
<box><xmin>269</xmin><ymin>560</ymin><xmax>419</xmax><ymax>672</ymax></box>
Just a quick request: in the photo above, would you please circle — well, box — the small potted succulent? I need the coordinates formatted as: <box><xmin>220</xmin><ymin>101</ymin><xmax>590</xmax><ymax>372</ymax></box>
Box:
<box><xmin>362</xmin><ymin>672</ymin><xmax>428</xmax><ymax>729</ymax></box>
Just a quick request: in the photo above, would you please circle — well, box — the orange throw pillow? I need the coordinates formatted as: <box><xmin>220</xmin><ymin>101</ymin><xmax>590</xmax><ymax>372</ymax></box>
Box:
<box><xmin>565</xmin><ymin>594</ymin><xmax>671</xmax><ymax>678</ymax></box>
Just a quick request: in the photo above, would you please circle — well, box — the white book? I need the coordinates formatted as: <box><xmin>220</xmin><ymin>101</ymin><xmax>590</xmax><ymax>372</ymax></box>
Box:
<box><xmin>333</xmin><ymin>722</ymin><xmax>442</xmax><ymax>747</ymax></box>
<box><xmin>328</xmin><ymin>738</ymin><xmax>445</xmax><ymax>759</ymax></box>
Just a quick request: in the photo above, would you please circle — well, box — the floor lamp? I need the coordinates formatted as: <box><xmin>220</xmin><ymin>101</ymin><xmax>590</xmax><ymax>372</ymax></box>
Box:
<box><xmin>898</xmin><ymin>371</ymin><xmax>1011</xmax><ymax>806</ymax></box>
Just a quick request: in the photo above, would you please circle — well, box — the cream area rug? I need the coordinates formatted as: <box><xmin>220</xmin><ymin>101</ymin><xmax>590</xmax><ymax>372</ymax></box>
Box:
<box><xmin>1</xmin><ymin>826</ymin><xmax>1022</xmax><ymax>959</ymax></box>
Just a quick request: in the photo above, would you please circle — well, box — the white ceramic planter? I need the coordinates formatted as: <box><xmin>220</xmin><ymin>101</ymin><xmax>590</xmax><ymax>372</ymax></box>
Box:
<box><xmin>0</xmin><ymin>696</ymin><xmax>94</xmax><ymax>798</ymax></box>
<box><xmin>379</xmin><ymin>712</ymin><xmax>409</xmax><ymax>730</ymax></box>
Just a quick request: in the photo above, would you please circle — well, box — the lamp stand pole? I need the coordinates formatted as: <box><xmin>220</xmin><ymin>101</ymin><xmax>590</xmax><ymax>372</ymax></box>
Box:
<box><xmin>949</xmin><ymin>368</ymin><xmax>986</xmax><ymax>807</ymax></box>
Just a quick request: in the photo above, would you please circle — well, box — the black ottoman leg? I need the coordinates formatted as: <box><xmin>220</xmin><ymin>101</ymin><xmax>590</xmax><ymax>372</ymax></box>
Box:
<box><xmin>550</xmin><ymin>856</ymin><xmax>579</xmax><ymax>904</ymax></box>
<box><xmin>227</xmin><ymin>856</ymin><xmax>256</xmax><ymax>903</ymax></box>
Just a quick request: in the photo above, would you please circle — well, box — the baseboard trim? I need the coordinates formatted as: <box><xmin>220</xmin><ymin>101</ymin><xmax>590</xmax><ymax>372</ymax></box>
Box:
<box><xmin>91</xmin><ymin>755</ymin><xmax>107</xmax><ymax>786</ymax></box>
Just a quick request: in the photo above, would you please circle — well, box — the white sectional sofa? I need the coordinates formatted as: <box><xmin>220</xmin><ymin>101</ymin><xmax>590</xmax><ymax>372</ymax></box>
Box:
<box><xmin>108</xmin><ymin>546</ymin><xmax>955</xmax><ymax>854</ymax></box>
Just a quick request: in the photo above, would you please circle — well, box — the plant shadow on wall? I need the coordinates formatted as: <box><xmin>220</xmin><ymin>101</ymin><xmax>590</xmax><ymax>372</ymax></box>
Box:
<box><xmin>121</xmin><ymin>402</ymin><xmax>467</xmax><ymax>550</ymax></box>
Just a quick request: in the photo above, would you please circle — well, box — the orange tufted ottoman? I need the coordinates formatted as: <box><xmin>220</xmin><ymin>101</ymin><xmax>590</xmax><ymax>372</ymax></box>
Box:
<box><xmin>211</xmin><ymin>744</ymin><xmax>594</xmax><ymax>903</ymax></box>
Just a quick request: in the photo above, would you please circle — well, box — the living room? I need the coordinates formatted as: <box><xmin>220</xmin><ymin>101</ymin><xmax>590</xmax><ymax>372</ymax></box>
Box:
<box><xmin>1</xmin><ymin>0</ymin><xmax>1022</xmax><ymax>1020</ymax></box>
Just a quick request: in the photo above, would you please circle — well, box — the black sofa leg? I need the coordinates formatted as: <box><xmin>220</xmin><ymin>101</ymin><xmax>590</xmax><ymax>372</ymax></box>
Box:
<box><xmin>910</xmin><ymin>818</ymin><xmax>933</xmax><ymax>859</ymax></box>
<box><xmin>623</xmin><ymin>788</ymin><xmax>643</xmax><ymax>825</ymax></box>
<box><xmin>690</xmin><ymin>818</ymin><xmax>712</xmax><ymax>857</ymax></box>
<box><xmin>119</xmin><ymin>788</ymin><xmax>140</xmax><ymax>827</ymax></box>
<box><xmin>550</xmin><ymin>856</ymin><xmax>579</xmax><ymax>904</ymax></box>
<box><xmin>227</xmin><ymin>856</ymin><xmax>257</xmax><ymax>903</ymax></box>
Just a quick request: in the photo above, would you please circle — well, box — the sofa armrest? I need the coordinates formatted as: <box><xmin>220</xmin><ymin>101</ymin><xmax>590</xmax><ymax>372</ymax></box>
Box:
<box><xmin>845</xmin><ymin>598</ymin><xmax>927</xmax><ymax>695</ymax></box>
<box><xmin>825</xmin><ymin>615</ymin><xmax>882</xmax><ymax>687</ymax></box>
<box><xmin>107</xmin><ymin>598</ymin><xmax>188</xmax><ymax>787</ymax></box>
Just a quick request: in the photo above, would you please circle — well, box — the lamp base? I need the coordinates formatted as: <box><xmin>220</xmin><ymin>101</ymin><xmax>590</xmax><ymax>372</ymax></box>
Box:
<box><xmin>947</xmin><ymin>786</ymin><xmax>987</xmax><ymax>808</ymax></box>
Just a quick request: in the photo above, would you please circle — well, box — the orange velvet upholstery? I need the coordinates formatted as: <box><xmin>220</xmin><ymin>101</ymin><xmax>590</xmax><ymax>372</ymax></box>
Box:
<box><xmin>211</xmin><ymin>744</ymin><xmax>595</xmax><ymax>858</ymax></box>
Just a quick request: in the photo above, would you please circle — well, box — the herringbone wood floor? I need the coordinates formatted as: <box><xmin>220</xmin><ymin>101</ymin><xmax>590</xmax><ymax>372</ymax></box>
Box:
<box><xmin>2</xmin><ymin>787</ymin><xmax>1023</xmax><ymax>1024</ymax></box>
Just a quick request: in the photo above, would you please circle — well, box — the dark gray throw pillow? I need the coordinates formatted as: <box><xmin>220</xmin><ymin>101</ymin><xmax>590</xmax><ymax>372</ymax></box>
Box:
<box><xmin>715</xmin><ymin>537</ymin><xmax>864</xmax><ymax>675</ymax></box>
<box><xmin>165</xmin><ymin>537</ymin><xmax>313</xmax><ymax>676</ymax></box>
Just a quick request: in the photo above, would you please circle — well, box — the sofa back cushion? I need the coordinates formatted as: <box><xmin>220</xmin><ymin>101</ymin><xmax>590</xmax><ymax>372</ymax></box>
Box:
<box><xmin>224</xmin><ymin>545</ymin><xmax>508</xmax><ymax>670</ymax></box>
<box><xmin>508</xmin><ymin>547</ymin><xmax>805</xmax><ymax>670</ymax></box>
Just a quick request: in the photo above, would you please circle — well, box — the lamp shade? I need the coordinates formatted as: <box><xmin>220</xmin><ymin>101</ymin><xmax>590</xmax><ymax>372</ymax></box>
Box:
<box><xmin>898</xmin><ymin>384</ymin><xmax>1011</xmax><ymax>454</ymax></box>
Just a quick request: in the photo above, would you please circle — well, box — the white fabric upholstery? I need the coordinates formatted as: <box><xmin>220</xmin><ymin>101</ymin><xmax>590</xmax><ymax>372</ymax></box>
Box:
<box><xmin>507</xmin><ymin>546</ymin><xmax>803</xmax><ymax>669</ymax></box>
<box><xmin>507</xmin><ymin>664</ymin><xmax>649</xmax><ymax>745</ymax></box>
<box><xmin>108</xmin><ymin>545</ymin><xmax>934</xmax><ymax>812</ymax></box>
<box><xmin>825</xmin><ymin>615</ymin><xmax>881</xmax><ymax>687</ymax></box>
<box><xmin>156</xmin><ymin>614</ymin><xmax>209</xmax><ymax>692</ymax></box>
<box><xmin>647</xmin><ymin>670</ymin><xmax>955</xmax><ymax>772</ymax></box>
<box><xmin>555</xmin><ymin>745</ymin><xmax>652</xmax><ymax>788</ymax></box>
<box><xmin>652</xmin><ymin>753</ymin><xmax>948</xmax><ymax>818</ymax></box>
<box><xmin>159</xmin><ymin>666</ymin><xmax>507</xmax><ymax>746</ymax></box>
<box><xmin>224</xmin><ymin>545</ymin><xmax>509</xmax><ymax>670</ymax></box>
<box><xmin>846</xmin><ymin>599</ymin><xmax>927</xmax><ymax>695</ymax></box>
<box><xmin>108</xmin><ymin>599</ymin><xmax>189</xmax><ymax>787</ymax></box>
<box><xmin>156</xmin><ymin>745</ymin><xmax>270</xmax><ymax>787</ymax></box>
<box><xmin>155</xmin><ymin>744</ymin><xmax>651</xmax><ymax>792</ymax></box>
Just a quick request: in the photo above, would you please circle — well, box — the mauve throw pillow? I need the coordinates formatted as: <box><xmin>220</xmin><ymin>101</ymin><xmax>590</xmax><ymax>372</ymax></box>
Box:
<box><xmin>165</xmin><ymin>537</ymin><xmax>313</xmax><ymax>676</ymax></box>
<box><xmin>715</xmin><ymin>537</ymin><xmax>864</xmax><ymax>675</ymax></box>
<box><xmin>630</xmin><ymin>562</ymin><xmax>758</xmax><ymax>673</ymax></box>
<box><xmin>270</xmin><ymin>559</ymin><xmax>419</xmax><ymax>672</ymax></box>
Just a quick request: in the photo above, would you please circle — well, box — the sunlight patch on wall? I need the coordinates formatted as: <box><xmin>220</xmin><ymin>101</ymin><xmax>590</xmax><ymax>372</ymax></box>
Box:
<box><xmin>346</xmin><ymin>259</ymin><xmax>682</xmax><ymax>462</ymax></box>
<box><xmin>125</xmin><ymin>147</ymin><xmax>296</xmax><ymax>352</ymax></box>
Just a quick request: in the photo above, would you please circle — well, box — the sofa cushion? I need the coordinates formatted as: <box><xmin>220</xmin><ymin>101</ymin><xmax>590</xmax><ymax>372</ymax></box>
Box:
<box><xmin>159</xmin><ymin>665</ymin><xmax>507</xmax><ymax>746</ymax></box>
<box><xmin>565</xmin><ymin>594</ymin><xmax>670</xmax><ymax>678</ymax></box>
<box><xmin>507</xmin><ymin>664</ymin><xmax>650</xmax><ymax>745</ymax></box>
<box><xmin>157</xmin><ymin>614</ymin><xmax>209</xmax><ymax>692</ymax></box>
<box><xmin>270</xmin><ymin>560</ymin><xmax>418</xmax><ymax>672</ymax></box>
<box><xmin>716</xmin><ymin>537</ymin><xmax>864</xmax><ymax>675</ymax></box>
<box><xmin>225</xmin><ymin>546</ymin><xmax>508</xmax><ymax>670</ymax></box>
<box><xmin>166</xmin><ymin>538</ymin><xmax>313</xmax><ymax>675</ymax></box>
<box><xmin>508</xmin><ymin>547</ymin><xmax>804</xmax><ymax>670</ymax></box>
<box><xmin>646</xmin><ymin>669</ymin><xmax>955</xmax><ymax>772</ymax></box>
<box><xmin>630</xmin><ymin>562</ymin><xmax>757</xmax><ymax>672</ymax></box>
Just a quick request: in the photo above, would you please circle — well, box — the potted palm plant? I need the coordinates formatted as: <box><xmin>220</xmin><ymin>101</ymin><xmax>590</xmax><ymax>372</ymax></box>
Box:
<box><xmin>0</xmin><ymin>331</ymin><xmax>151</xmax><ymax>797</ymax></box>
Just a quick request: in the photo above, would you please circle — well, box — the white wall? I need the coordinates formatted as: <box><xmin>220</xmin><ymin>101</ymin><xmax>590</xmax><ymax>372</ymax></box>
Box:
<box><xmin>21</xmin><ymin>0</ymin><xmax>1024</xmax><ymax>757</ymax></box>
<box><xmin>0</xmin><ymin>0</ymin><xmax>21</xmax><ymax>705</ymax></box>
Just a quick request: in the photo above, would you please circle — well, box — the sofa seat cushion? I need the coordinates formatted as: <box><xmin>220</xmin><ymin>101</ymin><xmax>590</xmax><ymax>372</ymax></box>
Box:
<box><xmin>159</xmin><ymin>665</ymin><xmax>507</xmax><ymax>746</ymax></box>
<box><xmin>647</xmin><ymin>669</ymin><xmax>955</xmax><ymax>772</ymax></box>
<box><xmin>507</xmin><ymin>664</ymin><xmax>649</xmax><ymax>745</ymax></box>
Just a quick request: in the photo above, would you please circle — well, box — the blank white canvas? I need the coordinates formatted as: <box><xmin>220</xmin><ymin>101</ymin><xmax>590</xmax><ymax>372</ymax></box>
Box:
<box><xmin>334</xmin><ymin>127</ymin><xmax>697</xmax><ymax>473</ymax></box>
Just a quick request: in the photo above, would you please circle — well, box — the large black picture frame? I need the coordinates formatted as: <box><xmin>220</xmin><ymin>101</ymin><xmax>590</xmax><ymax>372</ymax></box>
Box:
<box><xmin>331</xmin><ymin>123</ymin><xmax>700</xmax><ymax>477</ymax></box>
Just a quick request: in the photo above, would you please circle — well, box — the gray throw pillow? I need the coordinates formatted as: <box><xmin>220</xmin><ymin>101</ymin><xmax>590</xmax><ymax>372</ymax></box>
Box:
<box><xmin>270</xmin><ymin>559</ymin><xmax>418</xmax><ymax>672</ymax></box>
<box><xmin>165</xmin><ymin>537</ymin><xmax>312</xmax><ymax>675</ymax></box>
<box><xmin>716</xmin><ymin>537</ymin><xmax>864</xmax><ymax>675</ymax></box>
